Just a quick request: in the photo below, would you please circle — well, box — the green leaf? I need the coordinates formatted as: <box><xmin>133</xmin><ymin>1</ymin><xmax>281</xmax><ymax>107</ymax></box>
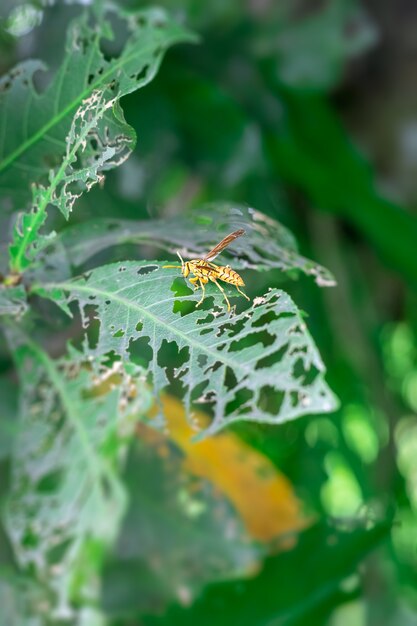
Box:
<box><xmin>261</xmin><ymin>0</ymin><xmax>377</xmax><ymax>90</ymax></box>
<box><xmin>8</xmin><ymin>88</ymin><xmax>135</xmax><ymax>273</ymax></box>
<box><xmin>0</xmin><ymin>284</ymin><xmax>27</xmax><ymax>317</ymax></box>
<box><xmin>4</xmin><ymin>328</ymin><xmax>152</xmax><ymax>619</ymax></box>
<box><xmin>0</xmin><ymin>373</ymin><xmax>18</xmax><ymax>460</ymax></box>
<box><xmin>58</xmin><ymin>204</ymin><xmax>337</xmax><ymax>287</ymax></box>
<box><xmin>33</xmin><ymin>261</ymin><xmax>339</xmax><ymax>437</ymax></box>
<box><xmin>266</xmin><ymin>88</ymin><xmax>417</xmax><ymax>286</ymax></box>
<box><xmin>0</xmin><ymin>7</ymin><xmax>196</xmax><ymax>213</ymax></box>
<box><xmin>0</xmin><ymin>573</ymin><xmax>45</xmax><ymax>626</ymax></box>
<box><xmin>143</xmin><ymin>521</ymin><xmax>390</xmax><ymax>626</ymax></box>
<box><xmin>102</xmin><ymin>436</ymin><xmax>258</xmax><ymax>616</ymax></box>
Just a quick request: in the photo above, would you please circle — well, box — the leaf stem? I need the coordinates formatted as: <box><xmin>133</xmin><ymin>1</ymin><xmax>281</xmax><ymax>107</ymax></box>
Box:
<box><xmin>9</xmin><ymin>93</ymin><xmax>113</xmax><ymax>275</ymax></box>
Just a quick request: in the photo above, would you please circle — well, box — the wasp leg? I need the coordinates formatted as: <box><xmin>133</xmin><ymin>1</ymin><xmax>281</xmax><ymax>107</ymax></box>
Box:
<box><xmin>236</xmin><ymin>285</ymin><xmax>250</xmax><ymax>301</ymax></box>
<box><xmin>196</xmin><ymin>278</ymin><xmax>208</xmax><ymax>308</ymax></box>
<box><xmin>189</xmin><ymin>276</ymin><xmax>200</xmax><ymax>290</ymax></box>
<box><xmin>209</xmin><ymin>277</ymin><xmax>231</xmax><ymax>312</ymax></box>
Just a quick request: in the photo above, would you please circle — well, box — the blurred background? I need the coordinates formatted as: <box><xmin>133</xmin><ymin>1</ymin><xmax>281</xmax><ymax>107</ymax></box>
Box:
<box><xmin>2</xmin><ymin>1</ymin><xmax>417</xmax><ymax>625</ymax></box>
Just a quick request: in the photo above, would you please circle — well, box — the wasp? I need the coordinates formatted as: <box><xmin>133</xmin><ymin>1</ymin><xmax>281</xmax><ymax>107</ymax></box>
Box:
<box><xmin>163</xmin><ymin>229</ymin><xmax>250</xmax><ymax>312</ymax></box>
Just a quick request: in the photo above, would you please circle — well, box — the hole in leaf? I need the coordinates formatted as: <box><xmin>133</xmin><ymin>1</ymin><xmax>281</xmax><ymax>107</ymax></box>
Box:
<box><xmin>173</xmin><ymin>299</ymin><xmax>195</xmax><ymax>317</ymax></box>
<box><xmin>137</xmin><ymin>265</ymin><xmax>158</xmax><ymax>275</ymax></box>
<box><xmin>226</xmin><ymin>388</ymin><xmax>253</xmax><ymax>414</ymax></box>
<box><xmin>258</xmin><ymin>386</ymin><xmax>284</xmax><ymax>415</ymax></box>
<box><xmin>22</xmin><ymin>529</ymin><xmax>39</xmax><ymax>549</ymax></box>
<box><xmin>128</xmin><ymin>336</ymin><xmax>153</xmax><ymax>369</ymax></box>
<box><xmin>157</xmin><ymin>340</ymin><xmax>189</xmax><ymax>388</ymax></box>
<box><xmin>197</xmin><ymin>312</ymin><xmax>216</xmax><ymax>325</ymax></box>
<box><xmin>252</xmin><ymin>311</ymin><xmax>280</xmax><ymax>327</ymax></box>
<box><xmin>216</xmin><ymin>316</ymin><xmax>246</xmax><ymax>338</ymax></box>
<box><xmin>47</xmin><ymin>537</ymin><xmax>72</xmax><ymax>565</ymax></box>
<box><xmin>288</xmin><ymin>324</ymin><xmax>303</xmax><ymax>336</ymax></box>
<box><xmin>255</xmin><ymin>344</ymin><xmax>289</xmax><ymax>370</ymax></box>
<box><xmin>36</xmin><ymin>470</ymin><xmax>63</xmax><ymax>493</ymax></box>
<box><xmin>292</xmin><ymin>359</ymin><xmax>320</xmax><ymax>385</ymax></box>
<box><xmin>205</xmin><ymin>360</ymin><xmax>222</xmax><ymax>375</ymax></box>
<box><xmin>224</xmin><ymin>366</ymin><xmax>237</xmax><ymax>391</ymax></box>
<box><xmin>199</xmin><ymin>390</ymin><xmax>217</xmax><ymax>403</ymax></box>
<box><xmin>290</xmin><ymin>391</ymin><xmax>298</xmax><ymax>407</ymax></box>
<box><xmin>113</xmin><ymin>329</ymin><xmax>125</xmax><ymax>338</ymax></box>
<box><xmin>191</xmin><ymin>379</ymin><xmax>209</xmax><ymax>404</ymax></box>
<box><xmin>229</xmin><ymin>330</ymin><xmax>274</xmax><ymax>352</ymax></box>
<box><xmin>134</xmin><ymin>65</ymin><xmax>149</xmax><ymax>82</ymax></box>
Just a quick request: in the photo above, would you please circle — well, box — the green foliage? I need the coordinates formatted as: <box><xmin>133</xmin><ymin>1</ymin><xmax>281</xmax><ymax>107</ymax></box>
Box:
<box><xmin>8</xmin><ymin>89</ymin><xmax>135</xmax><ymax>273</ymax></box>
<box><xmin>3</xmin><ymin>8</ymin><xmax>194</xmax><ymax>275</ymax></box>
<box><xmin>102</xmin><ymin>437</ymin><xmax>258</xmax><ymax>616</ymax></box>
<box><xmin>2</xmin><ymin>0</ymin><xmax>409</xmax><ymax>624</ymax></box>
<box><xmin>5</xmin><ymin>326</ymin><xmax>151</xmax><ymax>620</ymax></box>
<box><xmin>0</xmin><ymin>7</ymin><xmax>194</xmax><ymax>213</ymax></box>
<box><xmin>57</xmin><ymin>204</ymin><xmax>336</xmax><ymax>286</ymax></box>
<box><xmin>266</xmin><ymin>89</ymin><xmax>417</xmax><ymax>286</ymax></box>
<box><xmin>34</xmin><ymin>262</ymin><xmax>338</xmax><ymax>436</ymax></box>
<box><xmin>0</xmin><ymin>284</ymin><xmax>27</xmax><ymax>316</ymax></box>
<box><xmin>143</xmin><ymin>521</ymin><xmax>390</xmax><ymax>626</ymax></box>
<box><xmin>255</xmin><ymin>0</ymin><xmax>377</xmax><ymax>90</ymax></box>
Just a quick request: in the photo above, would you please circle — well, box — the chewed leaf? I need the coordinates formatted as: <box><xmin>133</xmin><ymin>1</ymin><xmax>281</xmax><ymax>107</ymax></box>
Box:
<box><xmin>5</xmin><ymin>328</ymin><xmax>151</xmax><ymax>618</ymax></box>
<box><xmin>59</xmin><ymin>203</ymin><xmax>336</xmax><ymax>287</ymax></box>
<box><xmin>7</xmin><ymin>7</ymin><xmax>195</xmax><ymax>276</ymax></box>
<box><xmin>0</xmin><ymin>8</ymin><xmax>195</xmax><ymax>213</ymax></box>
<box><xmin>0</xmin><ymin>284</ymin><xmax>27</xmax><ymax>317</ymax></box>
<box><xmin>9</xmin><ymin>89</ymin><xmax>134</xmax><ymax>274</ymax></box>
<box><xmin>34</xmin><ymin>261</ymin><xmax>339</xmax><ymax>437</ymax></box>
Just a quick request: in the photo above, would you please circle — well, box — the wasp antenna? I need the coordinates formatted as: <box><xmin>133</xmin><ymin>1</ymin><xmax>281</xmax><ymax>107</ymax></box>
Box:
<box><xmin>177</xmin><ymin>251</ymin><xmax>185</xmax><ymax>266</ymax></box>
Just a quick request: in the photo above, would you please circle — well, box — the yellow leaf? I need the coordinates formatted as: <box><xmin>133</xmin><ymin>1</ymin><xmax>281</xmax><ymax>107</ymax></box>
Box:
<box><xmin>158</xmin><ymin>395</ymin><xmax>306</xmax><ymax>543</ymax></box>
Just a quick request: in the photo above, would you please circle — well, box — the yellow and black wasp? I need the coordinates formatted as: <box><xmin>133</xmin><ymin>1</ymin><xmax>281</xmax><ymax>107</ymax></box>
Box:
<box><xmin>163</xmin><ymin>229</ymin><xmax>250</xmax><ymax>312</ymax></box>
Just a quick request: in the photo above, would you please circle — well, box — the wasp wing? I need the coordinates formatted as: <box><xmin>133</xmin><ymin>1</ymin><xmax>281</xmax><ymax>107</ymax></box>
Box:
<box><xmin>203</xmin><ymin>229</ymin><xmax>245</xmax><ymax>261</ymax></box>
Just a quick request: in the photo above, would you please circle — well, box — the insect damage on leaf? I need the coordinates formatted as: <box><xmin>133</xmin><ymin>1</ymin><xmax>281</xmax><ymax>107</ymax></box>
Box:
<box><xmin>8</xmin><ymin>89</ymin><xmax>132</xmax><ymax>275</ymax></box>
<box><xmin>57</xmin><ymin>203</ymin><xmax>337</xmax><ymax>287</ymax></box>
<box><xmin>5</xmin><ymin>328</ymin><xmax>151</xmax><ymax>619</ymax></box>
<box><xmin>34</xmin><ymin>261</ymin><xmax>339</xmax><ymax>437</ymax></box>
<box><xmin>0</xmin><ymin>284</ymin><xmax>27</xmax><ymax>317</ymax></box>
<box><xmin>0</xmin><ymin>8</ymin><xmax>195</xmax><ymax>213</ymax></box>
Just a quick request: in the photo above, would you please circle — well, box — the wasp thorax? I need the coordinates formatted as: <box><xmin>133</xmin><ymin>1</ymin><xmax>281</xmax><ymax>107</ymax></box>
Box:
<box><xmin>164</xmin><ymin>231</ymin><xmax>250</xmax><ymax>312</ymax></box>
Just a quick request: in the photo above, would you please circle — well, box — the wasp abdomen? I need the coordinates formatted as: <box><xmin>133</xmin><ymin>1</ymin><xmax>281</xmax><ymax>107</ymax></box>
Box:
<box><xmin>216</xmin><ymin>266</ymin><xmax>245</xmax><ymax>286</ymax></box>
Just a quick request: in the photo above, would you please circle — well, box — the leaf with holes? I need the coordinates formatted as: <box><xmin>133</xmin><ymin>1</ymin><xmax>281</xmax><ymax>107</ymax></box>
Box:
<box><xmin>102</xmin><ymin>426</ymin><xmax>259</xmax><ymax>615</ymax></box>
<box><xmin>33</xmin><ymin>261</ymin><xmax>339</xmax><ymax>437</ymax></box>
<box><xmin>0</xmin><ymin>284</ymin><xmax>27</xmax><ymax>317</ymax></box>
<box><xmin>8</xmin><ymin>88</ymin><xmax>134</xmax><ymax>274</ymax></box>
<box><xmin>4</xmin><ymin>327</ymin><xmax>152</xmax><ymax>619</ymax></box>
<box><xmin>58</xmin><ymin>203</ymin><xmax>336</xmax><ymax>287</ymax></box>
<box><xmin>0</xmin><ymin>7</ymin><xmax>195</xmax><ymax>213</ymax></box>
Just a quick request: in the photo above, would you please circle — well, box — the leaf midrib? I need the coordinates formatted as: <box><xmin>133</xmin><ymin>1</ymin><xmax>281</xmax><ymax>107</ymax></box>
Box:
<box><xmin>0</xmin><ymin>38</ymin><xmax>165</xmax><ymax>175</ymax></box>
<box><xmin>21</xmin><ymin>336</ymin><xmax>110</xmax><ymax>483</ymax></box>
<box><xmin>42</xmin><ymin>279</ymin><xmax>252</xmax><ymax>375</ymax></box>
